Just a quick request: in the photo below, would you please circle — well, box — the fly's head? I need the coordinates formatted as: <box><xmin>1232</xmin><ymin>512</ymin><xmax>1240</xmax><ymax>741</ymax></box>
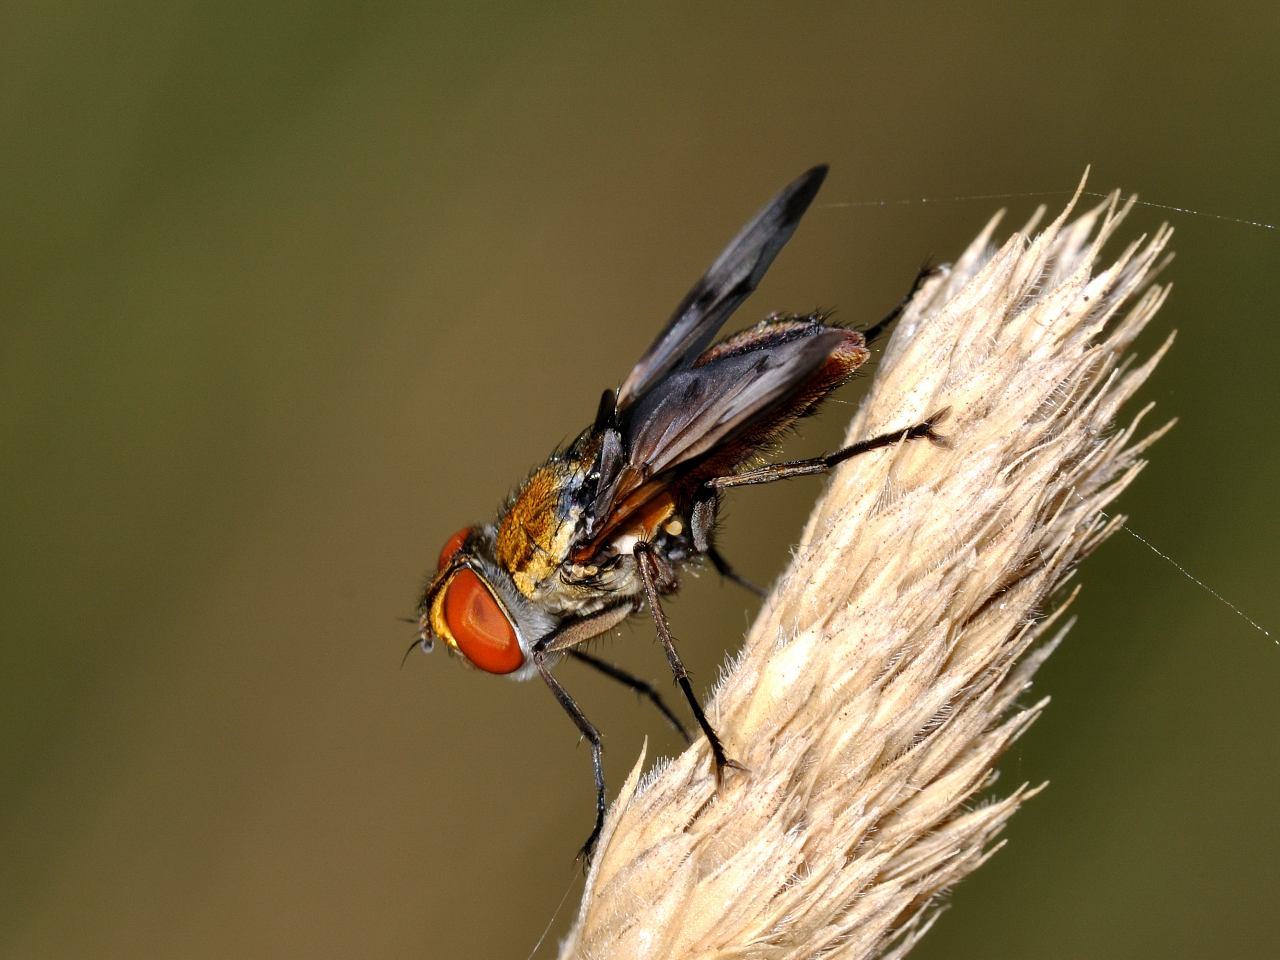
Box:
<box><xmin>416</xmin><ymin>524</ymin><xmax>556</xmax><ymax>680</ymax></box>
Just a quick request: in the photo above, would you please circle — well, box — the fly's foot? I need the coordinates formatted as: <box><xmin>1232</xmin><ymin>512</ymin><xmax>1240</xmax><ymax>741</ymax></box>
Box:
<box><xmin>713</xmin><ymin>755</ymin><xmax>750</xmax><ymax>788</ymax></box>
<box><xmin>915</xmin><ymin>406</ymin><xmax>952</xmax><ymax>447</ymax></box>
<box><xmin>576</xmin><ymin>824</ymin><xmax>603</xmax><ymax>869</ymax></box>
<box><xmin>705</xmin><ymin>726</ymin><xmax>750</xmax><ymax>786</ymax></box>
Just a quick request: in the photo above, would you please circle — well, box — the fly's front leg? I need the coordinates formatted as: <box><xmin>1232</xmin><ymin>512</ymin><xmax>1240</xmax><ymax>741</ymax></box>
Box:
<box><xmin>708</xmin><ymin>407</ymin><xmax>950</xmax><ymax>491</ymax></box>
<box><xmin>633</xmin><ymin>541</ymin><xmax>745</xmax><ymax>783</ymax></box>
<box><xmin>533</xmin><ymin>653</ymin><xmax>607</xmax><ymax>864</ymax></box>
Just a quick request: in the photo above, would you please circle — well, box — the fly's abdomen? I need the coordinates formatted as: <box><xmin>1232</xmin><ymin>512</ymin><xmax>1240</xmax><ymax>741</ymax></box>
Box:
<box><xmin>680</xmin><ymin>316</ymin><xmax>871</xmax><ymax>474</ymax></box>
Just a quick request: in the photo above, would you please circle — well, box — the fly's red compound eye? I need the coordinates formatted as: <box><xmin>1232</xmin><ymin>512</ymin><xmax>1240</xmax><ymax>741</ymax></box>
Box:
<box><xmin>437</xmin><ymin>526</ymin><xmax>471</xmax><ymax>571</ymax></box>
<box><xmin>441</xmin><ymin>569</ymin><xmax>524</xmax><ymax>674</ymax></box>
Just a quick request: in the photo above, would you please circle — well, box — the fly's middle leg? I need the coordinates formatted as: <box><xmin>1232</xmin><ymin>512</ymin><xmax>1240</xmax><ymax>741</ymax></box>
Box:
<box><xmin>568</xmin><ymin>648</ymin><xmax>692</xmax><ymax>743</ymax></box>
<box><xmin>633</xmin><ymin>541</ymin><xmax>745</xmax><ymax>783</ymax></box>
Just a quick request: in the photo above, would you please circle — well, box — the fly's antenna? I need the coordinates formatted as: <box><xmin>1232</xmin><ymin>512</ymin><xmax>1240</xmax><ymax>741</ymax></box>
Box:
<box><xmin>399</xmin><ymin>617</ymin><xmax>433</xmax><ymax>668</ymax></box>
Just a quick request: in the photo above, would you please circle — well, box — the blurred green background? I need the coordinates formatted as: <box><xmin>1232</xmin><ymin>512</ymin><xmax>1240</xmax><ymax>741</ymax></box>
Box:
<box><xmin>3</xmin><ymin>2</ymin><xmax>1277</xmax><ymax>957</ymax></box>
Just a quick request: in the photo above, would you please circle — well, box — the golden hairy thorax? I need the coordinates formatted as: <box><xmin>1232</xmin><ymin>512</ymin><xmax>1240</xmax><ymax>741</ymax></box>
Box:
<box><xmin>497</xmin><ymin>456</ymin><xmax>688</xmax><ymax>602</ymax></box>
<box><xmin>496</xmin><ymin>463</ymin><xmax>580</xmax><ymax>597</ymax></box>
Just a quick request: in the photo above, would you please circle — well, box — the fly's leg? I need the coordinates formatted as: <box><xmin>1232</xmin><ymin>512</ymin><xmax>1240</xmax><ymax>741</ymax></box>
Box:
<box><xmin>707</xmin><ymin>545</ymin><xmax>766</xmax><ymax>598</ymax></box>
<box><xmin>568</xmin><ymin>648</ymin><xmax>693</xmax><ymax>743</ymax></box>
<box><xmin>533</xmin><ymin>654</ymin><xmax>606</xmax><ymax>864</ymax></box>
<box><xmin>708</xmin><ymin>408</ymin><xmax>949</xmax><ymax>491</ymax></box>
<box><xmin>691</xmin><ymin>493</ymin><xmax>765</xmax><ymax>598</ymax></box>
<box><xmin>860</xmin><ymin>261</ymin><xmax>941</xmax><ymax>344</ymax></box>
<box><xmin>633</xmin><ymin>541</ymin><xmax>745</xmax><ymax>783</ymax></box>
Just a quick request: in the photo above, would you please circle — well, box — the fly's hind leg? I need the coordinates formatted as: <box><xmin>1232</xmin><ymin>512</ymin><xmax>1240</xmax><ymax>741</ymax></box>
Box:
<box><xmin>690</xmin><ymin>493</ymin><xmax>766</xmax><ymax>598</ymax></box>
<box><xmin>708</xmin><ymin>407</ymin><xmax>949</xmax><ymax>491</ymax></box>
<box><xmin>860</xmin><ymin>260</ymin><xmax>942</xmax><ymax>344</ymax></box>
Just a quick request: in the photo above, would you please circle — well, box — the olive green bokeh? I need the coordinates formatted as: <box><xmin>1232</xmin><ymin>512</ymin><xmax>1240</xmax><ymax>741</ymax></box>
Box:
<box><xmin>3</xmin><ymin>3</ymin><xmax>1277</xmax><ymax>957</ymax></box>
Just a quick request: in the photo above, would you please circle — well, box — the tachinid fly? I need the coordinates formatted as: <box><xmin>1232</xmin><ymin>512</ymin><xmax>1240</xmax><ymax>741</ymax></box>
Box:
<box><xmin>413</xmin><ymin>166</ymin><xmax>944</xmax><ymax>860</ymax></box>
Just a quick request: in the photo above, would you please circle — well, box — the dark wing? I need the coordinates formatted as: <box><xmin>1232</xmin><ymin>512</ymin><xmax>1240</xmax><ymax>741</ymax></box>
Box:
<box><xmin>613</xmin><ymin>165</ymin><xmax>828</xmax><ymax>412</ymax></box>
<box><xmin>623</xmin><ymin>331</ymin><xmax>847</xmax><ymax>474</ymax></box>
<box><xmin>585</xmin><ymin>327</ymin><xmax>854</xmax><ymax>539</ymax></box>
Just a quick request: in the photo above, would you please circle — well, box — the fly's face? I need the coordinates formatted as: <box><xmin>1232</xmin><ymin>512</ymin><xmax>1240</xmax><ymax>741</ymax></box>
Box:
<box><xmin>417</xmin><ymin>524</ymin><xmax>558</xmax><ymax>680</ymax></box>
<box><xmin>417</xmin><ymin>449</ymin><xmax>641</xmax><ymax>679</ymax></box>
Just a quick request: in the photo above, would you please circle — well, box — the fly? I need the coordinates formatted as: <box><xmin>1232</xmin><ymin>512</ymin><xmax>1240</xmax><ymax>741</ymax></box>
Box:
<box><xmin>413</xmin><ymin>165</ymin><xmax>945</xmax><ymax>860</ymax></box>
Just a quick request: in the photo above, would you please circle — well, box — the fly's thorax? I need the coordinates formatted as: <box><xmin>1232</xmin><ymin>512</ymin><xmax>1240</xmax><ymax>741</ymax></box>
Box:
<box><xmin>495</xmin><ymin>459</ymin><xmax>586</xmax><ymax>598</ymax></box>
